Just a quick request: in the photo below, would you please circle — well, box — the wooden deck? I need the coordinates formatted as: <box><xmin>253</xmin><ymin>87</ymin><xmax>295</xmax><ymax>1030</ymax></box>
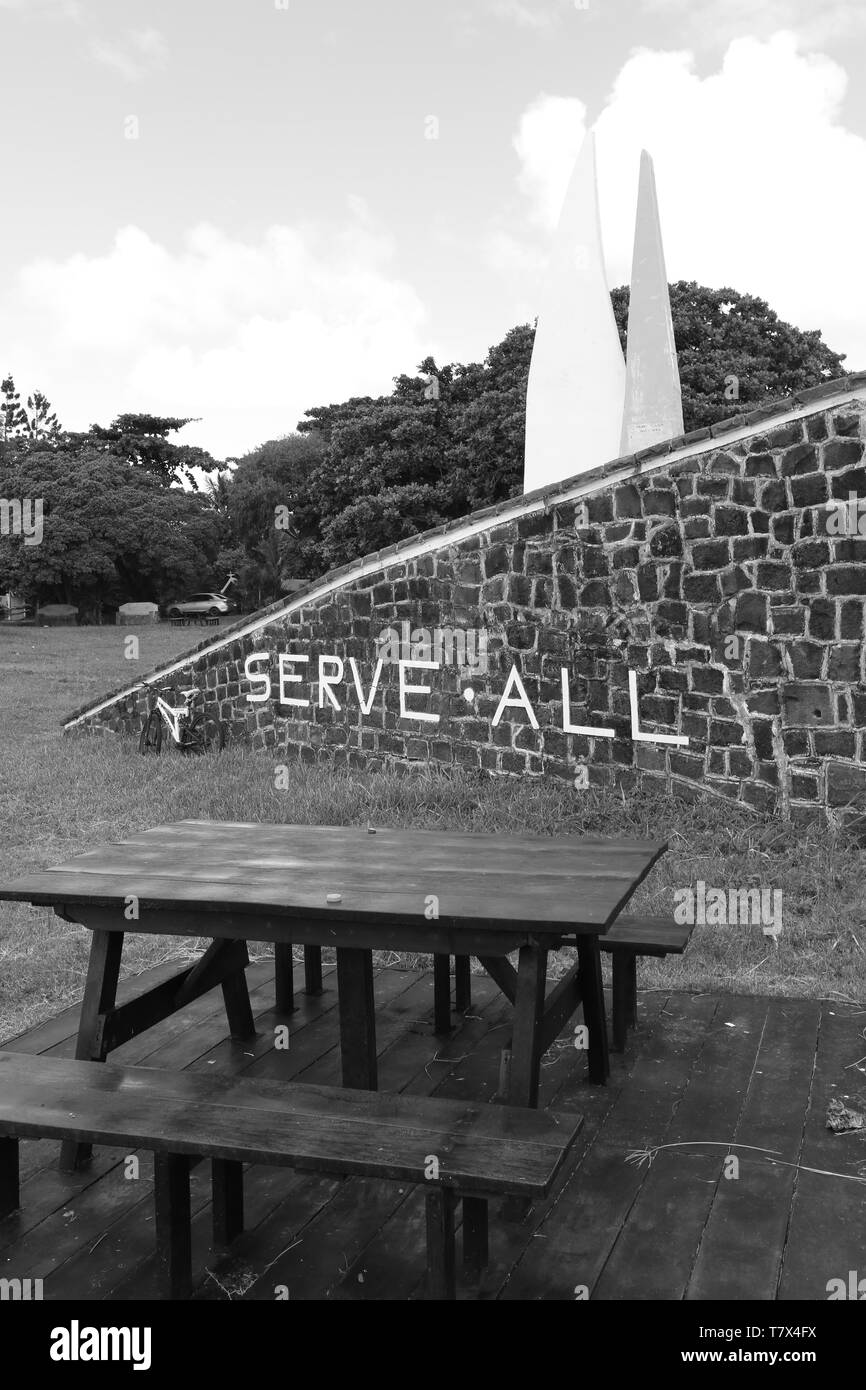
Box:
<box><xmin>1</xmin><ymin>958</ymin><xmax>863</xmax><ymax>1301</ymax></box>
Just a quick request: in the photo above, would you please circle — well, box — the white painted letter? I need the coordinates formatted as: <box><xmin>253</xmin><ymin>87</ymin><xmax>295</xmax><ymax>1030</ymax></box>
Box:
<box><xmin>398</xmin><ymin>660</ymin><xmax>439</xmax><ymax>723</ymax></box>
<box><xmin>349</xmin><ymin>658</ymin><xmax>384</xmax><ymax>714</ymax></box>
<box><xmin>492</xmin><ymin>666</ymin><xmax>539</xmax><ymax>730</ymax></box>
<box><xmin>278</xmin><ymin>653</ymin><xmax>309</xmax><ymax>707</ymax></box>
<box><xmin>245</xmin><ymin>652</ymin><xmax>272</xmax><ymax>703</ymax></box>
<box><xmin>629</xmin><ymin>669</ymin><xmax>688</xmax><ymax>745</ymax></box>
<box><xmin>560</xmin><ymin>668</ymin><xmax>614</xmax><ymax>737</ymax></box>
<box><xmin>318</xmin><ymin>654</ymin><xmax>344</xmax><ymax>710</ymax></box>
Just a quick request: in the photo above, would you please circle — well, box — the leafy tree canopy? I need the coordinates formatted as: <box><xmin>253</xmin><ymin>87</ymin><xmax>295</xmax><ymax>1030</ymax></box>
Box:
<box><xmin>288</xmin><ymin>285</ymin><xmax>847</xmax><ymax>572</ymax></box>
<box><xmin>611</xmin><ymin>282</ymin><xmax>847</xmax><ymax>431</ymax></box>
<box><xmin>1</xmin><ymin>375</ymin><xmax>62</xmax><ymax>442</ymax></box>
<box><xmin>84</xmin><ymin>413</ymin><xmax>218</xmax><ymax>488</ymax></box>
<box><xmin>0</xmin><ymin>448</ymin><xmax>222</xmax><ymax>618</ymax></box>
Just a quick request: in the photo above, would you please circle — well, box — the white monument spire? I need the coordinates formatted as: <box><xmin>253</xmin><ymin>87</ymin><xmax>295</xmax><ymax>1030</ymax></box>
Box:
<box><xmin>523</xmin><ymin>130</ymin><xmax>626</xmax><ymax>494</ymax></box>
<box><xmin>619</xmin><ymin>150</ymin><xmax>684</xmax><ymax>455</ymax></box>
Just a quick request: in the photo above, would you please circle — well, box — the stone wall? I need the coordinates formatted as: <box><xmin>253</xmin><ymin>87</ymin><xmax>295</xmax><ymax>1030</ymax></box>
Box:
<box><xmin>65</xmin><ymin>375</ymin><xmax>866</xmax><ymax>829</ymax></box>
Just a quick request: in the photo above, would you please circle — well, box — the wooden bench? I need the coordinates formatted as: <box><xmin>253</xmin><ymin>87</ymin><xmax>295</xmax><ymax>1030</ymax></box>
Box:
<box><xmin>436</xmin><ymin>915</ymin><xmax>693</xmax><ymax>1055</ymax></box>
<box><xmin>0</xmin><ymin>1052</ymin><xmax>582</xmax><ymax>1300</ymax></box>
<box><xmin>596</xmin><ymin>915</ymin><xmax>693</xmax><ymax>1051</ymax></box>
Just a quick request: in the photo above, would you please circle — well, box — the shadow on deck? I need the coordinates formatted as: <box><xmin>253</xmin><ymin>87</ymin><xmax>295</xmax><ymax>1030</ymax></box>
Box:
<box><xmin>1</xmin><ymin>960</ymin><xmax>864</xmax><ymax>1301</ymax></box>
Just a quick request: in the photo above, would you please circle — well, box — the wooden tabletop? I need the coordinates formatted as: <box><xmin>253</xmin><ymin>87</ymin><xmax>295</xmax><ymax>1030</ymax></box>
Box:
<box><xmin>0</xmin><ymin>819</ymin><xmax>667</xmax><ymax>935</ymax></box>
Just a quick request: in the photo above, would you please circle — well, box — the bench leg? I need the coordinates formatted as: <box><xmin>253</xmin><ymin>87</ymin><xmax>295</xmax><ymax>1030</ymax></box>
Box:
<box><xmin>61</xmin><ymin>927</ymin><xmax>125</xmax><ymax>1172</ymax></box>
<box><xmin>274</xmin><ymin>943</ymin><xmax>295</xmax><ymax>1013</ymax></box>
<box><xmin>454</xmin><ymin>956</ymin><xmax>472</xmax><ymax>1013</ymax></box>
<box><xmin>154</xmin><ymin>1153</ymin><xmax>192</xmax><ymax>1300</ymax></box>
<box><xmin>433</xmin><ymin>954</ymin><xmax>452</xmax><ymax>1035</ymax></box>
<box><xmin>577</xmin><ymin>938</ymin><xmax>610</xmax><ymax>1085</ymax></box>
<box><xmin>462</xmin><ymin>1195</ymin><xmax>488</xmax><ymax>1283</ymax></box>
<box><xmin>304</xmin><ymin>944</ymin><xmax>323</xmax><ymax>996</ymax></box>
<box><xmin>624</xmin><ymin>951</ymin><xmax>638</xmax><ymax>1030</ymax></box>
<box><xmin>0</xmin><ymin>1137</ymin><xmax>19</xmax><ymax>1219</ymax></box>
<box><xmin>611</xmin><ymin>955</ymin><xmax>628</xmax><ymax>1052</ymax></box>
<box><xmin>212</xmin><ymin>1158</ymin><xmax>244</xmax><ymax>1246</ymax></box>
<box><xmin>425</xmin><ymin>1189</ymin><xmax>457</xmax><ymax>1300</ymax></box>
<box><xmin>337</xmin><ymin>947</ymin><xmax>377</xmax><ymax>1090</ymax></box>
<box><xmin>611</xmin><ymin>951</ymin><xmax>637</xmax><ymax>1052</ymax></box>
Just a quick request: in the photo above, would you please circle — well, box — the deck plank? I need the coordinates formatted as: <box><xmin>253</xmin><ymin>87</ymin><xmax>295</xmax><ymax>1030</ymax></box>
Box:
<box><xmin>499</xmin><ymin>993</ymin><xmax>721</xmax><ymax>1300</ymax></box>
<box><xmin>0</xmin><ymin>968</ymin><xmax>860</xmax><ymax>1302</ymax></box>
<box><xmin>592</xmin><ymin>993</ymin><xmax>769</xmax><ymax>1300</ymax></box>
<box><xmin>684</xmin><ymin>996</ymin><xmax>821</xmax><ymax>1300</ymax></box>
<box><xmin>777</xmin><ymin>1000</ymin><xmax>866</xmax><ymax>1301</ymax></box>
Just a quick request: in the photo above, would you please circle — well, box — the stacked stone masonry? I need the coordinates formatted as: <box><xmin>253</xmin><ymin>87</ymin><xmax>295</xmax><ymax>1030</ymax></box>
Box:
<box><xmin>67</xmin><ymin>386</ymin><xmax>866</xmax><ymax>828</ymax></box>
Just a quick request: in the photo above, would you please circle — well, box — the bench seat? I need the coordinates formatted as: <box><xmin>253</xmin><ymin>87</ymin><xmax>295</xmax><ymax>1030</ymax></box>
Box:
<box><xmin>0</xmin><ymin>1051</ymin><xmax>582</xmax><ymax>1300</ymax></box>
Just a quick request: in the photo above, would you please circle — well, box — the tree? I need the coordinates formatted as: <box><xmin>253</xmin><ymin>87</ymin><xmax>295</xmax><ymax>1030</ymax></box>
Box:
<box><xmin>1</xmin><ymin>375</ymin><xmax>61</xmax><ymax>442</ymax></box>
<box><xmin>284</xmin><ymin>287</ymin><xmax>847</xmax><ymax>572</ymax></box>
<box><xmin>85</xmin><ymin>413</ymin><xmax>218</xmax><ymax>488</ymax></box>
<box><xmin>226</xmin><ymin>433</ymin><xmax>324</xmax><ymax>603</ymax></box>
<box><xmin>0</xmin><ymin>447</ymin><xmax>223</xmax><ymax>618</ymax></box>
<box><xmin>294</xmin><ymin>329</ymin><xmax>531</xmax><ymax>570</ymax></box>
<box><xmin>611</xmin><ymin>282</ymin><xmax>848</xmax><ymax>432</ymax></box>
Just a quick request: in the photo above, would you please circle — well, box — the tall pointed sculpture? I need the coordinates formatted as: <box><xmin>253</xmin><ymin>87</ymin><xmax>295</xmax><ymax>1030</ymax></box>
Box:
<box><xmin>620</xmin><ymin>151</ymin><xmax>683</xmax><ymax>454</ymax></box>
<box><xmin>523</xmin><ymin>131</ymin><xmax>626</xmax><ymax>493</ymax></box>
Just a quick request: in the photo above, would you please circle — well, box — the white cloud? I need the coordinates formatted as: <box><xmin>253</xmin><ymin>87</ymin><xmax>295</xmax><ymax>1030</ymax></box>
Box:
<box><xmin>641</xmin><ymin>0</ymin><xmax>866</xmax><ymax>49</ymax></box>
<box><xmin>3</xmin><ymin>211</ymin><xmax>432</xmax><ymax>459</ymax></box>
<box><xmin>514</xmin><ymin>93</ymin><xmax>588</xmax><ymax>226</ymax></box>
<box><xmin>0</xmin><ymin>0</ymin><xmax>82</xmax><ymax>13</ymax></box>
<box><xmin>511</xmin><ymin>33</ymin><xmax>866</xmax><ymax>369</ymax></box>
<box><xmin>89</xmin><ymin>27</ymin><xmax>168</xmax><ymax>81</ymax></box>
<box><xmin>486</xmin><ymin>0</ymin><xmax>560</xmax><ymax>30</ymax></box>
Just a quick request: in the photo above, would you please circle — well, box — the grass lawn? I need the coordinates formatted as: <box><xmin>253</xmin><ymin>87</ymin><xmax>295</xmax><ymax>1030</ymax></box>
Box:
<box><xmin>1</xmin><ymin>624</ymin><xmax>863</xmax><ymax>1044</ymax></box>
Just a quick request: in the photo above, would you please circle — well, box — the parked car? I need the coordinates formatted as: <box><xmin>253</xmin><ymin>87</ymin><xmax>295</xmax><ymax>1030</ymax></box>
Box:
<box><xmin>166</xmin><ymin>592</ymin><xmax>234</xmax><ymax>618</ymax></box>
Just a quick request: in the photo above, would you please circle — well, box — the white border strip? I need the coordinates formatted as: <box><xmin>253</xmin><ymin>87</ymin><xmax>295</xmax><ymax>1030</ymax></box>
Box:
<box><xmin>65</xmin><ymin>386</ymin><xmax>864</xmax><ymax>730</ymax></box>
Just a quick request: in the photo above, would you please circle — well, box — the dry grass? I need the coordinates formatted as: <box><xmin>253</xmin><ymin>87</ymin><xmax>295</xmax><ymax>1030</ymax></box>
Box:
<box><xmin>1</xmin><ymin>625</ymin><xmax>864</xmax><ymax>1044</ymax></box>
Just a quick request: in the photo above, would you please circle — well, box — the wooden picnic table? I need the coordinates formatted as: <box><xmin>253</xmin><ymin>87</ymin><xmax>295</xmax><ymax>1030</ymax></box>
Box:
<box><xmin>0</xmin><ymin>820</ymin><xmax>666</xmax><ymax>1166</ymax></box>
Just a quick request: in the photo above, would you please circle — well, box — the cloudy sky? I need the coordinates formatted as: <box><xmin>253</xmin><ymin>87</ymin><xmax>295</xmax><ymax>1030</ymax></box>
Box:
<box><xmin>2</xmin><ymin>0</ymin><xmax>865</xmax><ymax>461</ymax></box>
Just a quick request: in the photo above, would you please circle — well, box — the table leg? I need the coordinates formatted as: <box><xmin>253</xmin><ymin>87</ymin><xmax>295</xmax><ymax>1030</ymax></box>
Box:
<box><xmin>577</xmin><ymin>937</ymin><xmax>610</xmax><ymax>1084</ymax></box>
<box><xmin>433</xmin><ymin>954</ymin><xmax>452</xmax><ymax>1035</ymax></box>
<box><xmin>0</xmin><ymin>1137</ymin><xmax>19</xmax><ymax>1219</ymax></box>
<box><xmin>274</xmin><ymin>943</ymin><xmax>295</xmax><ymax>1013</ymax></box>
<box><xmin>304</xmin><ymin>944</ymin><xmax>323</xmax><ymax>996</ymax></box>
<box><xmin>221</xmin><ymin>955</ymin><xmax>256</xmax><ymax>1041</ymax></box>
<box><xmin>336</xmin><ymin>947</ymin><xmax>377</xmax><ymax>1090</ymax></box>
<box><xmin>454</xmin><ymin>956</ymin><xmax>472</xmax><ymax>1013</ymax></box>
<box><xmin>508</xmin><ymin>944</ymin><xmax>548</xmax><ymax>1108</ymax></box>
<box><xmin>60</xmin><ymin>928</ymin><xmax>124</xmax><ymax>1172</ymax></box>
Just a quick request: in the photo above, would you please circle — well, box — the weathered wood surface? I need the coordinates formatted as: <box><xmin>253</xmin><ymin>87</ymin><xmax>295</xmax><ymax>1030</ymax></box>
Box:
<box><xmin>595</xmin><ymin>915</ymin><xmax>693</xmax><ymax>955</ymax></box>
<box><xmin>2</xmin><ymin>962</ymin><xmax>856</xmax><ymax>1301</ymax></box>
<box><xmin>0</xmin><ymin>1051</ymin><xmax>580</xmax><ymax>1198</ymax></box>
<box><xmin>0</xmin><ymin>820</ymin><xmax>666</xmax><ymax>933</ymax></box>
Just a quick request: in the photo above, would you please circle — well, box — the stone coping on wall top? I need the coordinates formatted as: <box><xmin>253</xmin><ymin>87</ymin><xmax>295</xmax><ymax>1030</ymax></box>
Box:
<box><xmin>63</xmin><ymin>372</ymin><xmax>866</xmax><ymax>730</ymax></box>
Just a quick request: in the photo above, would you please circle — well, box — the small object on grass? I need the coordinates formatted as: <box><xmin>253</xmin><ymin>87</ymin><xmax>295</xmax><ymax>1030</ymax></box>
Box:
<box><xmin>326</xmin><ymin>892</ymin><xmax>342</xmax><ymax>904</ymax></box>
